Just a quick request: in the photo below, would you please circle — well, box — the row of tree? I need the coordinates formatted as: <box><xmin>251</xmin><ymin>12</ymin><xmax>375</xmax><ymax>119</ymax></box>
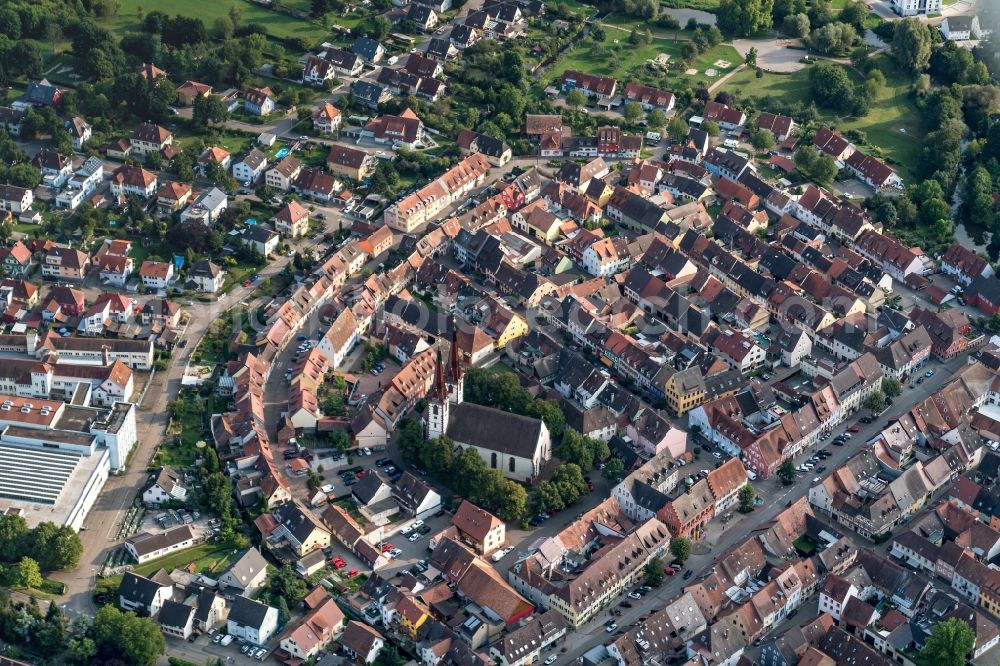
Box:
<box><xmin>0</xmin><ymin>514</ymin><xmax>82</xmax><ymax>572</ymax></box>
<box><xmin>0</xmin><ymin>590</ymin><xmax>166</xmax><ymax>666</ymax></box>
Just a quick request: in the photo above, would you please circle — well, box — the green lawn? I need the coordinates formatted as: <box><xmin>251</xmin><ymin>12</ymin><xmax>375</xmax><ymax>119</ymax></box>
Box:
<box><xmin>547</xmin><ymin>36</ymin><xmax>685</xmax><ymax>84</ymax></box>
<box><xmin>676</xmin><ymin>43</ymin><xmax>742</xmax><ymax>87</ymax></box>
<box><xmin>720</xmin><ymin>59</ymin><xmax>923</xmax><ymax>181</ymax></box>
<box><xmin>134</xmin><ymin>543</ymin><xmax>237</xmax><ymax>578</ymax></box>
<box><xmin>103</xmin><ymin>0</ymin><xmax>331</xmax><ymax>43</ymax></box>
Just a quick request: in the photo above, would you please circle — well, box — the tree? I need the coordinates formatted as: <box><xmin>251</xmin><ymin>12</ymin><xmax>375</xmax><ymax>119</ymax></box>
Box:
<box><xmin>374</xmin><ymin>646</ymin><xmax>407</xmax><ymax>666</ymax></box>
<box><xmin>647</xmin><ymin>109</ymin><xmax>667</xmax><ymax>129</ymax></box>
<box><xmin>92</xmin><ymin>606</ymin><xmax>166</xmax><ymax>666</ymax></box>
<box><xmin>496</xmin><ymin>480</ymin><xmax>528</xmax><ymax>521</ymax></box>
<box><xmin>778</xmin><ymin>458</ymin><xmax>795</xmax><ymax>486</ymax></box>
<box><xmin>0</xmin><ymin>514</ymin><xmax>28</xmax><ymax>562</ymax></box>
<box><xmin>882</xmin><ymin>377</ymin><xmax>902</xmax><ymax>398</ymax></box>
<box><xmin>809</xmin><ymin>61</ymin><xmax>856</xmax><ymax>113</ymax></box>
<box><xmin>750</xmin><ymin>127</ymin><xmax>776</xmax><ymax>151</ymax></box>
<box><xmin>745</xmin><ymin>47</ymin><xmax>758</xmax><ymax>67</ymax></box>
<box><xmin>26</xmin><ymin>522</ymin><xmax>82</xmax><ymax>571</ymax></box>
<box><xmin>396</xmin><ymin>419</ymin><xmax>425</xmax><ymax>463</ymax></box>
<box><xmin>267</xmin><ymin>565</ymin><xmax>308</xmax><ymax>605</ymax></box>
<box><xmin>644</xmin><ymin>557</ymin><xmax>665</xmax><ymax>587</ymax></box>
<box><xmin>670</xmin><ymin>537</ymin><xmax>693</xmax><ymax>563</ymax></box>
<box><xmin>421</xmin><ymin>436</ymin><xmax>455</xmax><ymax>478</ymax></box>
<box><xmin>276</xmin><ymin>597</ymin><xmax>291</xmax><ymax>625</ymax></box>
<box><xmin>893</xmin><ymin>18</ymin><xmax>931</xmax><ymax>74</ymax></box>
<box><xmin>603</xmin><ymin>457</ymin><xmax>625</xmax><ymax>481</ymax></box>
<box><xmin>918</xmin><ymin>617</ymin><xmax>975</xmax><ymax>666</ymax></box>
<box><xmin>667</xmin><ymin>117</ymin><xmax>688</xmax><ymax>142</ymax></box>
<box><xmin>15</xmin><ymin>557</ymin><xmax>42</xmax><ymax>589</ymax></box>
<box><xmin>809</xmin><ymin>22</ymin><xmax>857</xmax><ymax>55</ymax></box>
<box><xmin>738</xmin><ymin>484</ymin><xmax>756</xmax><ymax>513</ymax></box>
<box><xmin>702</xmin><ymin>120</ymin><xmax>721</xmax><ymax>137</ymax></box>
<box><xmin>865</xmin><ymin>390</ymin><xmax>885</xmax><ymax>413</ymax></box>
<box><xmin>36</xmin><ymin>602</ymin><xmax>68</xmax><ymax>651</ymax></box>
<box><xmin>535</xmin><ymin>480</ymin><xmax>565</xmax><ymax>512</ymax></box>
<box><xmin>552</xmin><ymin>464</ymin><xmax>587</xmax><ymax>505</ymax></box>
<box><xmin>623</xmin><ymin>102</ymin><xmax>644</xmax><ymax>124</ymax></box>
<box><xmin>717</xmin><ymin>0</ymin><xmax>775</xmax><ymax>37</ymax></box>
<box><xmin>566</xmin><ymin>89</ymin><xmax>587</xmax><ymax>108</ymax></box>
<box><xmin>772</xmin><ymin>0</ymin><xmax>806</xmax><ymax>25</ymax></box>
<box><xmin>782</xmin><ymin>13</ymin><xmax>810</xmax><ymax>37</ymax></box>
<box><xmin>864</xmin><ymin>68</ymin><xmax>886</xmax><ymax>99</ymax></box>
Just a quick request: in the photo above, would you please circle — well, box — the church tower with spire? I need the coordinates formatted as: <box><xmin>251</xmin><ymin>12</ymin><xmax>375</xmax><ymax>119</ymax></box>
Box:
<box><xmin>447</xmin><ymin>320</ymin><xmax>463</xmax><ymax>405</ymax></box>
<box><xmin>425</xmin><ymin>348</ymin><xmax>449</xmax><ymax>440</ymax></box>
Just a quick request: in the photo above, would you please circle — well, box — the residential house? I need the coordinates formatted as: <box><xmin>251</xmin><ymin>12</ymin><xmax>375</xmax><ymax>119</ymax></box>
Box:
<box><xmin>244</xmin><ymin>87</ymin><xmax>276</xmax><ymax>116</ymax></box>
<box><xmin>42</xmin><ymin>246</ymin><xmax>90</xmax><ymax>281</ymax></box>
<box><xmin>119</xmin><ymin>571</ymin><xmax>173</xmax><ymax>616</ymax></box>
<box><xmin>266</xmin><ymin>155</ymin><xmax>302</xmax><ymax>192</ymax></box>
<box><xmin>179</xmin><ymin>187</ymin><xmax>228</xmax><ymax>226</ymax></box>
<box><xmin>327</xmin><ymin>145</ymin><xmax>377</xmax><ymax>181</ymax></box>
<box><xmin>233</xmin><ymin>148</ymin><xmax>268</xmax><ymax>185</ymax></box>
<box><xmin>124</xmin><ymin>525</ymin><xmax>196</xmax><ymax>563</ymax></box>
<box><xmin>218</xmin><ymin>548</ymin><xmax>269</xmax><ymax>597</ymax></box>
<box><xmin>130</xmin><ymin>122</ymin><xmax>173</xmax><ymax>156</ymax></box>
<box><xmin>139</xmin><ymin>261</ymin><xmax>174</xmax><ymax>290</ymax></box>
<box><xmin>941</xmin><ymin>15</ymin><xmax>983</xmax><ymax>40</ymax></box>
<box><xmin>242</xmin><ymin>226</ymin><xmax>280</xmax><ymax>257</ymax></box>
<box><xmin>228</xmin><ymin>597</ymin><xmax>279</xmax><ymax>646</ymax></box>
<box><xmin>0</xmin><ymin>185</ymin><xmax>32</xmax><ymax>215</ymax></box>
<box><xmin>313</xmin><ymin>102</ymin><xmax>342</xmax><ymax>135</ymax></box>
<box><xmin>452</xmin><ymin>500</ymin><xmax>505</xmax><ymax>554</ymax></box>
<box><xmin>188</xmin><ymin>260</ymin><xmax>226</xmax><ymax>294</ymax></box>
<box><xmin>110</xmin><ymin>166</ymin><xmax>157</xmax><ymax>199</ymax></box>
<box><xmin>274</xmin><ymin>200</ymin><xmax>311</xmax><ymax>238</ymax></box>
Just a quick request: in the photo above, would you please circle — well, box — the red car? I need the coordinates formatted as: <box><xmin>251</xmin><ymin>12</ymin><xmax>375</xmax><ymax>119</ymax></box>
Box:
<box><xmin>848</xmin><ymin>426</ymin><xmax>860</xmax><ymax>433</ymax></box>
<box><xmin>381</xmin><ymin>543</ymin><xmax>394</xmax><ymax>553</ymax></box>
<box><xmin>348</xmin><ymin>568</ymin><xmax>359</xmax><ymax>578</ymax></box>
<box><xmin>587</xmin><ymin>482</ymin><xmax>595</xmax><ymax>492</ymax></box>
<box><xmin>663</xmin><ymin>567</ymin><xmax>677</xmax><ymax>575</ymax></box>
<box><xmin>243</xmin><ymin>279</ymin><xmax>252</xmax><ymax>287</ymax></box>
<box><xmin>356</xmin><ymin>470</ymin><xmax>366</xmax><ymax>478</ymax></box>
<box><xmin>331</xmin><ymin>557</ymin><xmax>347</xmax><ymax>568</ymax></box>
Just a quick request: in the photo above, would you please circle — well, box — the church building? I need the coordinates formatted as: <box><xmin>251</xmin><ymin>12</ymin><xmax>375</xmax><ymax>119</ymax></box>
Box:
<box><xmin>424</xmin><ymin>328</ymin><xmax>552</xmax><ymax>483</ymax></box>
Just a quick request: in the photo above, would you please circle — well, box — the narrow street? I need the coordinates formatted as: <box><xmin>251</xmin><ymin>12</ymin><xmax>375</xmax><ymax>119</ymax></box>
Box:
<box><xmin>548</xmin><ymin>352</ymin><xmax>970</xmax><ymax>665</ymax></box>
<box><xmin>51</xmin><ymin>253</ymin><xmax>297</xmax><ymax>617</ymax></box>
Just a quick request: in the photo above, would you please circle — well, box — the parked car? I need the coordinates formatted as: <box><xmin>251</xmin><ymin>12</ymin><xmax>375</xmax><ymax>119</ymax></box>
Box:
<box><xmin>605</xmin><ymin>623</ymin><xmax>618</xmax><ymax>632</ymax></box>
<box><xmin>545</xmin><ymin>656</ymin><xmax>558</xmax><ymax>665</ymax></box>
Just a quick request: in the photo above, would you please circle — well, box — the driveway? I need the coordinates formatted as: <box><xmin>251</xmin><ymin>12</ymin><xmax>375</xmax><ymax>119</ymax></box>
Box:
<box><xmin>733</xmin><ymin>38</ymin><xmax>808</xmax><ymax>73</ymax></box>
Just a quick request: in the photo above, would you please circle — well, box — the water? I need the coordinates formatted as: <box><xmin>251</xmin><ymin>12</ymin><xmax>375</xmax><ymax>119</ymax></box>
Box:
<box><xmin>662</xmin><ymin>8</ymin><xmax>717</xmax><ymax>25</ymax></box>
<box><xmin>275</xmin><ymin>147</ymin><xmax>290</xmax><ymax>158</ymax></box>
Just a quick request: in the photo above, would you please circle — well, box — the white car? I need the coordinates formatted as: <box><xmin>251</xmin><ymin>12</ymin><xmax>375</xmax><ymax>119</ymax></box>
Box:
<box><xmin>408</xmin><ymin>533</ymin><xmax>421</xmax><ymax>542</ymax></box>
<box><xmin>545</xmin><ymin>656</ymin><xmax>558</xmax><ymax>665</ymax></box>
<box><xmin>605</xmin><ymin>623</ymin><xmax>618</xmax><ymax>632</ymax></box>
<box><xmin>491</xmin><ymin>546</ymin><xmax>515</xmax><ymax>562</ymax></box>
<box><xmin>321</xmin><ymin>484</ymin><xmax>335</xmax><ymax>495</ymax></box>
<box><xmin>409</xmin><ymin>520</ymin><xmax>424</xmax><ymax>531</ymax></box>
<box><xmin>712</xmin><ymin>451</ymin><xmax>722</xmax><ymax>459</ymax></box>
<box><xmin>388</xmin><ymin>548</ymin><xmax>403</xmax><ymax>558</ymax></box>
<box><xmin>628</xmin><ymin>592</ymin><xmax>641</xmax><ymax>599</ymax></box>
<box><xmin>363</xmin><ymin>447</ymin><xmax>372</xmax><ymax>455</ymax></box>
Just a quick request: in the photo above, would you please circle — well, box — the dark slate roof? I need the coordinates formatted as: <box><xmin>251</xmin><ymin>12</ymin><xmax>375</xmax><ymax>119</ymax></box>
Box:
<box><xmin>229</xmin><ymin>595</ymin><xmax>273</xmax><ymax>629</ymax></box>
<box><xmin>446</xmin><ymin>402</ymin><xmax>546</xmax><ymax>458</ymax></box>
<box><xmin>159</xmin><ymin>599</ymin><xmax>194</xmax><ymax>629</ymax></box>
<box><xmin>119</xmin><ymin>571</ymin><xmax>167</xmax><ymax>607</ymax></box>
<box><xmin>352</xmin><ymin>473</ymin><xmax>389</xmax><ymax>505</ymax></box>
<box><xmin>352</xmin><ymin>37</ymin><xmax>383</xmax><ymax>61</ymax></box>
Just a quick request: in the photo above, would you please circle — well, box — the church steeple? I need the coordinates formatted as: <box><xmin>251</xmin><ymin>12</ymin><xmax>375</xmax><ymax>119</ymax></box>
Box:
<box><xmin>425</xmin><ymin>347</ymin><xmax>449</xmax><ymax>440</ymax></box>
<box><xmin>447</xmin><ymin>317</ymin><xmax>464</xmax><ymax>405</ymax></box>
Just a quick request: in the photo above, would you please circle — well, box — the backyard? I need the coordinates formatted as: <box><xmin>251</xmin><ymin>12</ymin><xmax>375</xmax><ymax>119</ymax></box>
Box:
<box><xmin>720</xmin><ymin>59</ymin><xmax>923</xmax><ymax>180</ymax></box>
<box><xmin>102</xmin><ymin>0</ymin><xmax>332</xmax><ymax>44</ymax></box>
<box><xmin>546</xmin><ymin>32</ymin><xmax>742</xmax><ymax>91</ymax></box>
<box><xmin>134</xmin><ymin>543</ymin><xmax>237</xmax><ymax>578</ymax></box>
